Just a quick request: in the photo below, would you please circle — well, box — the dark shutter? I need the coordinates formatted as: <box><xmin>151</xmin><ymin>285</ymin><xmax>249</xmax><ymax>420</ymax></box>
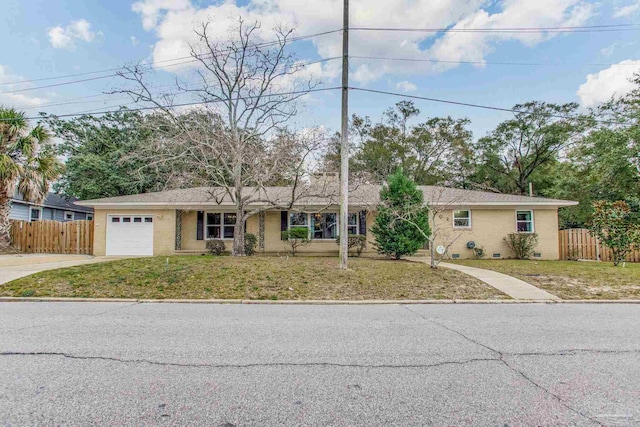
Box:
<box><xmin>281</xmin><ymin>211</ymin><xmax>288</xmax><ymax>240</ymax></box>
<box><xmin>196</xmin><ymin>211</ymin><xmax>204</xmax><ymax>241</ymax></box>
<box><xmin>359</xmin><ymin>210</ymin><xmax>367</xmax><ymax>235</ymax></box>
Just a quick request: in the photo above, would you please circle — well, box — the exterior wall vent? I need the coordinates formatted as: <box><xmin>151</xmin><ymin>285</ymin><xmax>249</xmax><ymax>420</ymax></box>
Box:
<box><xmin>452</xmin><ymin>254</ymin><xmax>460</xmax><ymax>259</ymax></box>
<box><xmin>534</xmin><ymin>253</ymin><xmax>542</xmax><ymax>258</ymax></box>
<box><xmin>492</xmin><ymin>253</ymin><xmax>501</xmax><ymax>258</ymax></box>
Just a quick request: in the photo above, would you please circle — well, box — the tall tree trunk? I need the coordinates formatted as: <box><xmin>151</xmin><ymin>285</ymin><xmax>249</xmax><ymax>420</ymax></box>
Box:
<box><xmin>0</xmin><ymin>194</ymin><xmax>12</xmax><ymax>251</ymax></box>
<box><xmin>232</xmin><ymin>205</ymin><xmax>245</xmax><ymax>256</ymax></box>
<box><xmin>232</xmin><ymin>163</ymin><xmax>245</xmax><ymax>256</ymax></box>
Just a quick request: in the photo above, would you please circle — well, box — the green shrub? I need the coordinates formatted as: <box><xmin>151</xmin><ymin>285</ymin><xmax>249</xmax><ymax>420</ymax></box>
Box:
<box><xmin>589</xmin><ymin>200</ymin><xmax>640</xmax><ymax>266</ymax></box>
<box><xmin>503</xmin><ymin>233</ymin><xmax>538</xmax><ymax>259</ymax></box>
<box><xmin>281</xmin><ymin>227</ymin><xmax>311</xmax><ymax>256</ymax></box>
<box><xmin>371</xmin><ymin>169</ymin><xmax>430</xmax><ymax>259</ymax></box>
<box><xmin>244</xmin><ymin>233</ymin><xmax>258</xmax><ymax>256</ymax></box>
<box><xmin>206</xmin><ymin>239</ymin><xmax>226</xmax><ymax>256</ymax></box>
<box><xmin>335</xmin><ymin>234</ymin><xmax>367</xmax><ymax>257</ymax></box>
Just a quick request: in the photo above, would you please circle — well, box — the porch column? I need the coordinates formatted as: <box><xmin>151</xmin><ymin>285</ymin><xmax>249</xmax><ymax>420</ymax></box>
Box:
<box><xmin>175</xmin><ymin>210</ymin><xmax>183</xmax><ymax>251</ymax></box>
<box><xmin>259</xmin><ymin>211</ymin><xmax>265</xmax><ymax>251</ymax></box>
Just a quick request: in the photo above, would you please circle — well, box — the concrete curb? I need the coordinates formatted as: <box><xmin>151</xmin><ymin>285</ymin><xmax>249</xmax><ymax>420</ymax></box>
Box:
<box><xmin>0</xmin><ymin>297</ymin><xmax>639</xmax><ymax>304</ymax></box>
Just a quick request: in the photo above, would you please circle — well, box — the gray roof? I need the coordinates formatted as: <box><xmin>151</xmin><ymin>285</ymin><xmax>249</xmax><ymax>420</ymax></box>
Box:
<box><xmin>12</xmin><ymin>193</ymin><xmax>94</xmax><ymax>213</ymax></box>
<box><xmin>78</xmin><ymin>185</ymin><xmax>577</xmax><ymax>208</ymax></box>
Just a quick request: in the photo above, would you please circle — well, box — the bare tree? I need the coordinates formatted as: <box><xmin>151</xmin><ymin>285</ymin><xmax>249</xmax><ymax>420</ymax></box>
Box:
<box><xmin>114</xmin><ymin>19</ymin><xmax>328</xmax><ymax>256</ymax></box>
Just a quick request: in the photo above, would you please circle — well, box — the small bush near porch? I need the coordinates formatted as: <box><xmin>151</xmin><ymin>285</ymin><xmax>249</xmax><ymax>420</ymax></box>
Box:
<box><xmin>1</xmin><ymin>256</ymin><xmax>507</xmax><ymax>300</ymax></box>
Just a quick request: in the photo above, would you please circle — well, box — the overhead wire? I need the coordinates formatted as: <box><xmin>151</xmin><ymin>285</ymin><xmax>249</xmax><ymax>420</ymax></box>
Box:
<box><xmin>2</xmin><ymin>87</ymin><xmax>342</xmax><ymax>121</ymax></box>
<box><xmin>0</xmin><ymin>28</ymin><xmax>342</xmax><ymax>91</ymax></box>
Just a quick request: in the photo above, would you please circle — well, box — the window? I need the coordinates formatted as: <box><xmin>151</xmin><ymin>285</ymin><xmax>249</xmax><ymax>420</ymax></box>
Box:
<box><xmin>86</xmin><ymin>214</ymin><xmax>93</xmax><ymax>221</ymax></box>
<box><xmin>123</xmin><ymin>217</ymin><xmax>131</xmax><ymax>223</ymax></box>
<box><xmin>144</xmin><ymin>217</ymin><xmax>153</xmax><ymax>223</ymax></box>
<box><xmin>311</xmin><ymin>213</ymin><xmax>337</xmax><ymax>239</ymax></box>
<box><xmin>516</xmin><ymin>210</ymin><xmax>534</xmax><ymax>233</ymax></box>
<box><xmin>288</xmin><ymin>212</ymin><xmax>360</xmax><ymax>238</ymax></box>
<box><xmin>289</xmin><ymin>212</ymin><xmax>308</xmax><ymax>227</ymax></box>
<box><xmin>206</xmin><ymin>212</ymin><xmax>235</xmax><ymax>239</ymax></box>
<box><xmin>223</xmin><ymin>213</ymin><xmax>236</xmax><ymax>239</ymax></box>
<box><xmin>64</xmin><ymin>211</ymin><xmax>75</xmax><ymax>221</ymax></box>
<box><xmin>111</xmin><ymin>217</ymin><xmax>120</xmax><ymax>223</ymax></box>
<box><xmin>29</xmin><ymin>207</ymin><xmax>42</xmax><ymax>222</ymax></box>
<box><xmin>347</xmin><ymin>213</ymin><xmax>358</xmax><ymax>235</ymax></box>
<box><xmin>453</xmin><ymin>210</ymin><xmax>471</xmax><ymax>228</ymax></box>
<box><xmin>134</xmin><ymin>217</ymin><xmax>142</xmax><ymax>223</ymax></box>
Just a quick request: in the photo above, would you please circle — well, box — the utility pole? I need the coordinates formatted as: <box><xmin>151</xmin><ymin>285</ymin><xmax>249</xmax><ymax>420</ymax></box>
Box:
<box><xmin>339</xmin><ymin>0</ymin><xmax>349</xmax><ymax>270</ymax></box>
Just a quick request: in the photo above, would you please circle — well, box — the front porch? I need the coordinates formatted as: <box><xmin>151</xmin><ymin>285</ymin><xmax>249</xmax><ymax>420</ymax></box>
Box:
<box><xmin>174</xmin><ymin>209</ymin><xmax>373</xmax><ymax>255</ymax></box>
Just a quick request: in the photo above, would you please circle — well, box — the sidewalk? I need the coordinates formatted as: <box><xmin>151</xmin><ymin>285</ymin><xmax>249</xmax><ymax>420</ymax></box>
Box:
<box><xmin>409</xmin><ymin>257</ymin><xmax>561</xmax><ymax>301</ymax></box>
<box><xmin>0</xmin><ymin>255</ymin><xmax>125</xmax><ymax>285</ymax></box>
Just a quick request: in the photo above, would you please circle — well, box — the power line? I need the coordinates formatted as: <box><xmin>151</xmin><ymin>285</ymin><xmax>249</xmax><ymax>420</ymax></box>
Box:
<box><xmin>350</xmin><ymin>55</ymin><xmax>640</xmax><ymax>68</ymax></box>
<box><xmin>0</xmin><ymin>57</ymin><xmax>202</xmax><ymax>95</ymax></box>
<box><xmin>7</xmin><ymin>87</ymin><xmax>341</xmax><ymax>121</ymax></box>
<box><xmin>17</xmin><ymin>57</ymin><xmax>341</xmax><ymax>111</ymax></box>
<box><xmin>350</xmin><ymin>23</ymin><xmax>640</xmax><ymax>33</ymax></box>
<box><xmin>0</xmin><ymin>28</ymin><xmax>342</xmax><ymax>89</ymax></box>
<box><xmin>349</xmin><ymin>87</ymin><xmax>628</xmax><ymax>126</ymax></box>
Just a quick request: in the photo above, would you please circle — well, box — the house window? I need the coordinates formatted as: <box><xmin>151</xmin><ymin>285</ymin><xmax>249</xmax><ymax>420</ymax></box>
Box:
<box><xmin>453</xmin><ymin>210</ymin><xmax>471</xmax><ymax>228</ymax></box>
<box><xmin>29</xmin><ymin>207</ymin><xmax>42</xmax><ymax>222</ymax></box>
<box><xmin>206</xmin><ymin>212</ymin><xmax>235</xmax><ymax>239</ymax></box>
<box><xmin>122</xmin><ymin>217</ymin><xmax>131</xmax><ymax>223</ymax></box>
<box><xmin>111</xmin><ymin>217</ymin><xmax>120</xmax><ymax>223</ymax></box>
<box><xmin>86</xmin><ymin>214</ymin><xmax>93</xmax><ymax>221</ymax></box>
<box><xmin>64</xmin><ymin>211</ymin><xmax>75</xmax><ymax>221</ymax></box>
<box><xmin>347</xmin><ymin>213</ymin><xmax>358</xmax><ymax>235</ymax></box>
<box><xmin>516</xmin><ymin>210</ymin><xmax>534</xmax><ymax>233</ymax></box>
<box><xmin>289</xmin><ymin>212</ymin><xmax>359</xmax><ymax>238</ymax></box>
<box><xmin>311</xmin><ymin>213</ymin><xmax>337</xmax><ymax>239</ymax></box>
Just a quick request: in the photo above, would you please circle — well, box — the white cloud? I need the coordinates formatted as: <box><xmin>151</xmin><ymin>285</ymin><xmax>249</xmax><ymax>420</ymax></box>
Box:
<box><xmin>426</xmin><ymin>0</ymin><xmax>594</xmax><ymax>72</ymax></box>
<box><xmin>132</xmin><ymin>0</ymin><xmax>595</xmax><ymax>85</ymax></box>
<box><xmin>47</xmin><ymin>19</ymin><xmax>98</xmax><ymax>50</ymax></box>
<box><xmin>395</xmin><ymin>80</ymin><xmax>417</xmax><ymax>92</ymax></box>
<box><xmin>132</xmin><ymin>0</ymin><xmax>192</xmax><ymax>31</ymax></box>
<box><xmin>613</xmin><ymin>1</ymin><xmax>640</xmax><ymax>18</ymax></box>
<box><xmin>0</xmin><ymin>65</ymin><xmax>49</xmax><ymax>108</ymax></box>
<box><xmin>131</xmin><ymin>36</ymin><xmax>140</xmax><ymax>46</ymax></box>
<box><xmin>576</xmin><ymin>60</ymin><xmax>640</xmax><ymax>107</ymax></box>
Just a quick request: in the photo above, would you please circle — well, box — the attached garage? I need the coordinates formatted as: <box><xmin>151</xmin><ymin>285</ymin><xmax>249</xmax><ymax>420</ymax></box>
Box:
<box><xmin>105</xmin><ymin>215</ymin><xmax>154</xmax><ymax>256</ymax></box>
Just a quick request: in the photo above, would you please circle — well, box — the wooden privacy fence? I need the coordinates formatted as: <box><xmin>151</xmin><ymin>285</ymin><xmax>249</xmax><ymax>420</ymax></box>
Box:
<box><xmin>10</xmin><ymin>220</ymin><xmax>94</xmax><ymax>255</ymax></box>
<box><xmin>559</xmin><ymin>228</ymin><xmax>640</xmax><ymax>263</ymax></box>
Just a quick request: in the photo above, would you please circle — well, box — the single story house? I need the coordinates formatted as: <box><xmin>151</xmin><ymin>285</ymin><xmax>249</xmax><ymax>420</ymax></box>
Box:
<box><xmin>10</xmin><ymin>192</ymin><xmax>94</xmax><ymax>223</ymax></box>
<box><xmin>78</xmin><ymin>185</ymin><xmax>576</xmax><ymax>260</ymax></box>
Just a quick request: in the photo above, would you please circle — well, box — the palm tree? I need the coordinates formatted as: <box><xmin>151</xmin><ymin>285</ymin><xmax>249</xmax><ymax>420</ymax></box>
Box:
<box><xmin>0</xmin><ymin>108</ymin><xmax>61</xmax><ymax>250</ymax></box>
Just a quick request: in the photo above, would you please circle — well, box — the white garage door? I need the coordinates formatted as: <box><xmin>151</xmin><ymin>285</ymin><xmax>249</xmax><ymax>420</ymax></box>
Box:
<box><xmin>106</xmin><ymin>215</ymin><xmax>154</xmax><ymax>256</ymax></box>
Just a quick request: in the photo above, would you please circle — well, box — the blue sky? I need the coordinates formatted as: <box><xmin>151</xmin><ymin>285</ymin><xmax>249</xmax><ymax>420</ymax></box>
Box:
<box><xmin>1</xmin><ymin>0</ymin><xmax>639</xmax><ymax>140</ymax></box>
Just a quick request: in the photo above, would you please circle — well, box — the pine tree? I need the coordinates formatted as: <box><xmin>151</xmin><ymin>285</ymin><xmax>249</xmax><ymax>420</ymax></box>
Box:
<box><xmin>371</xmin><ymin>169</ymin><xmax>430</xmax><ymax>259</ymax></box>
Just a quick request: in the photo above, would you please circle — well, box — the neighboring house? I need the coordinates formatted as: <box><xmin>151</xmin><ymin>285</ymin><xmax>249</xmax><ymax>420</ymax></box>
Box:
<box><xmin>78</xmin><ymin>185</ymin><xmax>577</xmax><ymax>259</ymax></box>
<box><xmin>10</xmin><ymin>193</ymin><xmax>94</xmax><ymax>223</ymax></box>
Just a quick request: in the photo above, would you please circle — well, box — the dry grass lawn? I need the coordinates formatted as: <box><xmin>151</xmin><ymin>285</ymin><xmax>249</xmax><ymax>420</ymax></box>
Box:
<box><xmin>454</xmin><ymin>260</ymin><xmax>640</xmax><ymax>300</ymax></box>
<box><xmin>1</xmin><ymin>256</ymin><xmax>507</xmax><ymax>300</ymax></box>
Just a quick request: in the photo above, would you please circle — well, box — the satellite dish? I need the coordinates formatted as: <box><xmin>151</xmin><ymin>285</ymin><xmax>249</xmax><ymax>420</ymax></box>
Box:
<box><xmin>436</xmin><ymin>245</ymin><xmax>446</xmax><ymax>255</ymax></box>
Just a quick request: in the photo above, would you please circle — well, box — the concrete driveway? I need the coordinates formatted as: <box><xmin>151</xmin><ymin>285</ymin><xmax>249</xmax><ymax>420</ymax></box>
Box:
<box><xmin>0</xmin><ymin>254</ymin><xmax>125</xmax><ymax>285</ymax></box>
<box><xmin>1</xmin><ymin>302</ymin><xmax>638</xmax><ymax>425</ymax></box>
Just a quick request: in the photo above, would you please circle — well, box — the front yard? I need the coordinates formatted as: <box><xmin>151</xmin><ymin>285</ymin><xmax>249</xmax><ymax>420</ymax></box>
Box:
<box><xmin>1</xmin><ymin>256</ymin><xmax>508</xmax><ymax>300</ymax></box>
<box><xmin>453</xmin><ymin>260</ymin><xmax>640</xmax><ymax>300</ymax></box>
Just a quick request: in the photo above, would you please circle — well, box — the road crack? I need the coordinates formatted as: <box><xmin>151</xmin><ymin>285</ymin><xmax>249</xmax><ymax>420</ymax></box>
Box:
<box><xmin>0</xmin><ymin>351</ymin><xmax>499</xmax><ymax>370</ymax></box>
<box><xmin>400</xmin><ymin>304</ymin><xmax>606</xmax><ymax>426</ymax></box>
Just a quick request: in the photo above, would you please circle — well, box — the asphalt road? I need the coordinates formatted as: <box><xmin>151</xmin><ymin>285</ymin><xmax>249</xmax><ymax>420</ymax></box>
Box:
<box><xmin>1</xmin><ymin>303</ymin><xmax>639</xmax><ymax>426</ymax></box>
